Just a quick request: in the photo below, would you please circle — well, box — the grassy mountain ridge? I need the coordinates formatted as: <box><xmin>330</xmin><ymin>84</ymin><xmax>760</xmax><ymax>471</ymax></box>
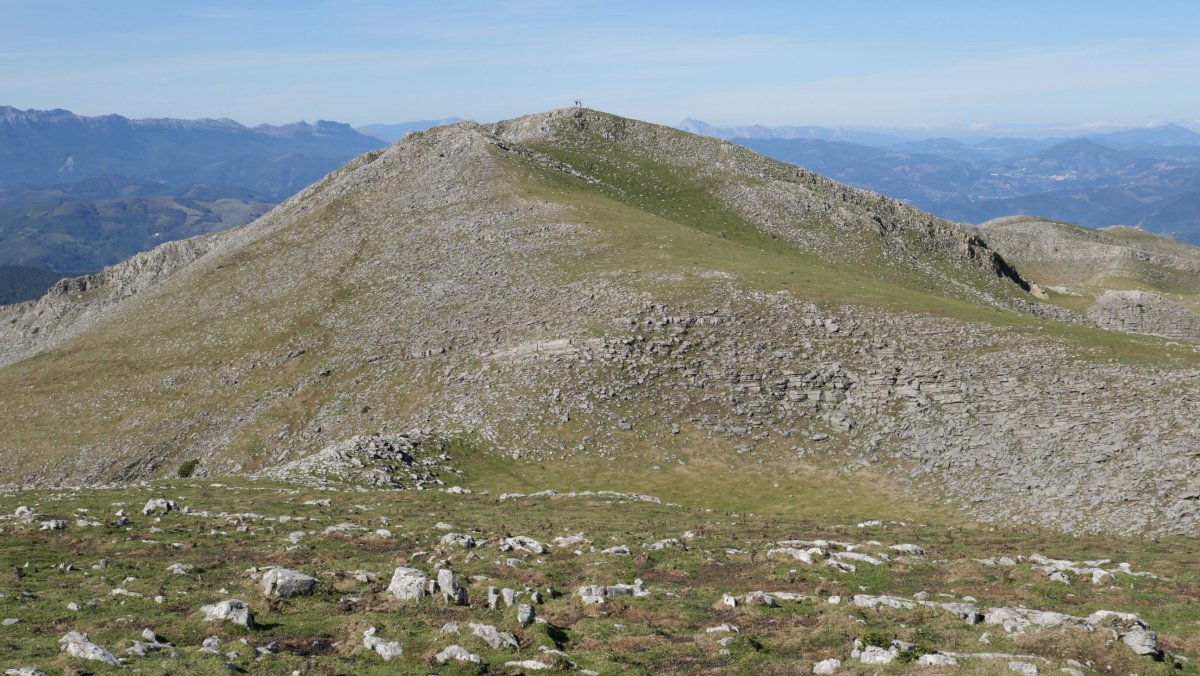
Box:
<box><xmin>1</xmin><ymin>109</ymin><xmax>1198</xmax><ymax>538</ymax></box>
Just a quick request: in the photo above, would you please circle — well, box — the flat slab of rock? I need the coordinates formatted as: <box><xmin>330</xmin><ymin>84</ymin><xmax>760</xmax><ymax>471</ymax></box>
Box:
<box><xmin>59</xmin><ymin>631</ymin><xmax>121</xmax><ymax>666</ymax></box>
<box><xmin>436</xmin><ymin>644</ymin><xmax>482</xmax><ymax>664</ymax></box>
<box><xmin>468</xmin><ymin>622</ymin><xmax>518</xmax><ymax>650</ymax></box>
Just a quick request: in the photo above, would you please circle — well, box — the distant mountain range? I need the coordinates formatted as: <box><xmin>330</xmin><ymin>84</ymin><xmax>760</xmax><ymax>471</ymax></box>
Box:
<box><xmin>0</xmin><ymin>107</ymin><xmax>459</xmax><ymax>302</ymax></box>
<box><xmin>679</xmin><ymin>118</ymin><xmax>1200</xmax><ymax>148</ymax></box>
<box><xmin>0</xmin><ymin>105</ymin><xmax>387</xmax><ymax>199</ymax></box>
<box><xmin>357</xmin><ymin>118</ymin><xmax>465</xmax><ymax>142</ymax></box>
<box><xmin>695</xmin><ymin>118</ymin><xmax>1200</xmax><ymax>245</ymax></box>
<box><xmin>676</xmin><ymin>117</ymin><xmax>914</xmax><ymax>146</ymax></box>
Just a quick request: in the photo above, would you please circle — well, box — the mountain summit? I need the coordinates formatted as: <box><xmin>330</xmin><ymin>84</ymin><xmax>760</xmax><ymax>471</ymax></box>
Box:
<box><xmin>1</xmin><ymin>108</ymin><xmax>1198</xmax><ymax>536</ymax></box>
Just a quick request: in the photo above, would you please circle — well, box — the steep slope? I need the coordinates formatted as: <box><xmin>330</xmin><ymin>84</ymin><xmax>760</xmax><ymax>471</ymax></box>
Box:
<box><xmin>2</xmin><ymin>109</ymin><xmax>1199</xmax><ymax>537</ymax></box>
<box><xmin>0</xmin><ymin>233</ymin><xmax>228</xmax><ymax>366</ymax></box>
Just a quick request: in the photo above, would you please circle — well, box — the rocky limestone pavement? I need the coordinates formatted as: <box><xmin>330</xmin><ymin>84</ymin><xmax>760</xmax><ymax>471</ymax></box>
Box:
<box><xmin>255</xmin><ymin>432</ymin><xmax>459</xmax><ymax>490</ymax></box>
<box><xmin>983</xmin><ymin>606</ymin><xmax>1161</xmax><ymax>659</ymax></box>
<box><xmin>1086</xmin><ymin>290</ymin><xmax>1200</xmax><ymax>343</ymax></box>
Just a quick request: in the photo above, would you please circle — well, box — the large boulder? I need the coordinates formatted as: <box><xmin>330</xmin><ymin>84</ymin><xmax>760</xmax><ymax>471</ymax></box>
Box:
<box><xmin>261</xmin><ymin>568</ymin><xmax>318</xmax><ymax>598</ymax></box>
<box><xmin>141</xmin><ymin>498</ymin><xmax>178</xmax><ymax>516</ymax></box>
<box><xmin>502</xmin><ymin>536</ymin><xmax>548</xmax><ymax>554</ymax></box>
<box><xmin>200</xmin><ymin>599</ymin><xmax>255</xmax><ymax>628</ymax></box>
<box><xmin>59</xmin><ymin>631</ymin><xmax>121</xmax><ymax>666</ymax></box>
<box><xmin>437</xmin><ymin>567</ymin><xmax>468</xmax><ymax>605</ymax></box>
<box><xmin>468</xmin><ymin>623</ymin><xmax>518</xmax><ymax>650</ymax></box>
<box><xmin>388</xmin><ymin>566</ymin><xmax>428</xmax><ymax>601</ymax></box>
<box><xmin>517</xmin><ymin>603</ymin><xmax>536</xmax><ymax>627</ymax></box>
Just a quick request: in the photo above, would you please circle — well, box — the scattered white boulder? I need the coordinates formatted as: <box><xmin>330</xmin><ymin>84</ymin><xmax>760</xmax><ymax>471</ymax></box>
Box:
<box><xmin>502</xmin><ymin>536</ymin><xmax>547</xmax><ymax>554</ymax></box>
<box><xmin>362</xmin><ymin>627</ymin><xmax>403</xmax><ymax>660</ymax></box>
<box><xmin>387</xmin><ymin>566</ymin><xmax>428</xmax><ymax>601</ymax></box>
<box><xmin>889</xmin><ymin>543</ymin><xmax>926</xmax><ymax>557</ymax></box>
<box><xmin>439</xmin><ymin>532</ymin><xmax>475</xmax><ymax>548</ymax></box>
<box><xmin>578</xmin><ymin>579</ymin><xmax>649</xmax><ymax>604</ymax></box>
<box><xmin>517</xmin><ymin>603</ymin><xmax>536</xmax><ymax>627</ymax></box>
<box><xmin>743</xmin><ymin>591</ymin><xmax>778</xmax><ymax>607</ymax></box>
<box><xmin>436</xmin><ymin>567</ymin><xmax>468</xmax><ymax>605</ymax></box>
<box><xmin>141</xmin><ymin>499</ymin><xmax>178</xmax><ymax>516</ymax></box>
<box><xmin>553</xmin><ymin>533</ymin><xmax>589</xmax><ymax>547</ymax></box>
<box><xmin>767</xmin><ymin>546</ymin><xmax>827</xmax><ymax>564</ymax></box>
<box><xmin>813</xmin><ymin>658</ymin><xmax>842</xmax><ymax>674</ymax></box>
<box><xmin>983</xmin><ymin>606</ymin><xmax>1161</xmax><ymax>659</ymax></box>
<box><xmin>468</xmin><ymin>623</ymin><xmax>518</xmax><ymax>650</ymax></box>
<box><xmin>859</xmin><ymin>645</ymin><xmax>896</xmax><ymax>664</ymax></box>
<box><xmin>436</xmin><ymin>644</ymin><xmax>482</xmax><ymax>664</ymax></box>
<box><xmin>59</xmin><ymin>631</ymin><xmax>121</xmax><ymax>666</ymax></box>
<box><xmin>505</xmin><ymin>660</ymin><xmax>551</xmax><ymax>671</ymax></box>
<box><xmin>200</xmin><ymin>599</ymin><xmax>254</xmax><ymax>628</ymax></box>
<box><xmin>261</xmin><ymin>568</ymin><xmax>318</xmax><ymax>598</ymax></box>
<box><xmin>834</xmin><ymin>551</ymin><xmax>885</xmax><ymax>566</ymax></box>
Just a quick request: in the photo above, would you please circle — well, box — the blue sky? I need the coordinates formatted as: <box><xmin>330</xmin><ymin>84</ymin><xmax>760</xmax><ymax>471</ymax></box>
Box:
<box><xmin>2</xmin><ymin>0</ymin><xmax>1198</xmax><ymax>133</ymax></box>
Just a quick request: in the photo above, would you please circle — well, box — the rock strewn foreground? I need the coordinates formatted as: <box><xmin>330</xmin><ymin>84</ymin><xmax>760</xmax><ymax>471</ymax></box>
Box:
<box><xmin>0</xmin><ymin>480</ymin><xmax>1193</xmax><ymax>674</ymax></box>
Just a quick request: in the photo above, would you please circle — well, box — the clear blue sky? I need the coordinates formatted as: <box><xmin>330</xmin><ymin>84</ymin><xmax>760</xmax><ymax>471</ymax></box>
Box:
<box><xmin>2</xmin><ymin>0</ymin><xmax>1198</xmax><ymax>132</ymax></box>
